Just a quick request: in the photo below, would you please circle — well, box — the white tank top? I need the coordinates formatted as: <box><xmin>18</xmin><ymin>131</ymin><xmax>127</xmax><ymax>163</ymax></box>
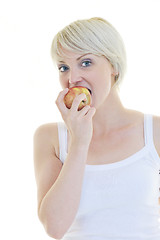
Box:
<box><xmin>57</xmin><ymin>114</ymin><xmax>160</xmax><ymax>240</ymax></box>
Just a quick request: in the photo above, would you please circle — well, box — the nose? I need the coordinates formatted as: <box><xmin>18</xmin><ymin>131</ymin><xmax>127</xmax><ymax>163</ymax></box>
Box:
<box><xmin>68</xmin><ymin>68</ymin><xmax>83</xmax><ymax>84</ymax></box>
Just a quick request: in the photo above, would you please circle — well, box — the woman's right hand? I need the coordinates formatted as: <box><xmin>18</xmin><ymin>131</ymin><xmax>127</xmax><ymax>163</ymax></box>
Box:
<box><xmin>55</xmin><ymin>88</ymin><xmax>96</xmax><ymax>147</ymax></box>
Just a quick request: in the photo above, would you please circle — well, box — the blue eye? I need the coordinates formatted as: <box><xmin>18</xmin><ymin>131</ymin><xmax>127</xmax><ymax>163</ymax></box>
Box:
<box><xmin>81</xmin><ymin>60</ymin><xmax>92</xmax><ymax>67</ymax></box>
<box><xmin>58</xmin><ymin>65</ymin><xmax>69</xmax><ymax>72</ymax></box>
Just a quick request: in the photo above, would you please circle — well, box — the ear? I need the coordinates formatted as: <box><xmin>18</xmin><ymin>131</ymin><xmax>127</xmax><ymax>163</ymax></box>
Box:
<box><xmin>111</xmin><ymin>68</ymin><xmax>119</xmax><ymax>80</ymax></box>
<box><xmin>111</xmin><ymin>67</ymin><xmax>118</xmax><ymax>76</ymax></box>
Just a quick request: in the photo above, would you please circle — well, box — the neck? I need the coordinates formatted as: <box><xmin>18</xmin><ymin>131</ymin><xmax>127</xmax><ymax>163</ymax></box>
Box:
<box><xmin>92</xmin><ymin>87</ymin><xmax>128</xmax><ymax>136</ymax></box>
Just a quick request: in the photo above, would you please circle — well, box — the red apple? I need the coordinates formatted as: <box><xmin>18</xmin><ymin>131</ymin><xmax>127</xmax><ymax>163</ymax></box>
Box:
<box><xmin>64</xmin><ymin>86</ymin><xmax>91</xmax><ymax>111</ymax></box>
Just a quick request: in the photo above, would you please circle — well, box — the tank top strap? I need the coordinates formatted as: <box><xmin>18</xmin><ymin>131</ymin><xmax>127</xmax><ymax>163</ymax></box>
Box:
<box><xmin>144</xmin><ymin>114</ymin><xmax>160</xmax><ymax>172</ymax></box>
<box><xmin>57</xmin><ymin>122</ymin><xmax>68</xmax><ymax>164</ymax></box>
<box><xmin>144</xmin><ymin>114</ymin><xmax>154</xmax><ymax>147</ymax></box>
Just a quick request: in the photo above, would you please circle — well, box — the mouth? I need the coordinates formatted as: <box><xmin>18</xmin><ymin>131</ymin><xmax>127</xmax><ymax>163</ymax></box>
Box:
<box><xmin>69</xmin><ymin>84</ymin><xmax>92</xmax><ymax>95</ymax></box>
<box><xmin>87</xmin><ymin>88</ymin><xmax>92</xmax><ymax>95</ymax></box>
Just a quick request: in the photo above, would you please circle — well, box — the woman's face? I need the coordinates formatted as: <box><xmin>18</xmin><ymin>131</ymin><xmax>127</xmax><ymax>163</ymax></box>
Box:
<box><xmin>56</xmin><ymin>48</ymin><xmax>116</xmax><ymax>109</ymax></box>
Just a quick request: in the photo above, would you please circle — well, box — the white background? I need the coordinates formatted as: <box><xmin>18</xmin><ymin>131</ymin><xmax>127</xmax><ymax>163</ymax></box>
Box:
<box><xmin>0</xmin><ymin>0</ymin><xmax>160</xmax><ymax>239</ymax></box>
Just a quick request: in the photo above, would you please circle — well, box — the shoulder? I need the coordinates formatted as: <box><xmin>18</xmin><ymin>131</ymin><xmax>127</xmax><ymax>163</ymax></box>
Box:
<box><xmin>34</xmin><ymin>122</ymin><xmax>60</xmax><ymax>158</ymax></box>
<box><xmin>34</xmin><ymin>122</ymin><xmax>58</xmax><ymax>138</ymax></box>
<box><xmin>34</xmin><ymin>122</ymin><xmax>58</xmax><ymax>144</ymax></box>
<box><xmin>152</xmin><ymin>115</ymin><xmax>160</xmax><ymax>156</ymax></box>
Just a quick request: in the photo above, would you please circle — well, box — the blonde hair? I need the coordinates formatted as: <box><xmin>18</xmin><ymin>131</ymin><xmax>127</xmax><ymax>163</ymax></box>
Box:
<box><xmin>51</xmin><ymin>17</ymin><xmax>127</xmax><ymax>85</ymax></box>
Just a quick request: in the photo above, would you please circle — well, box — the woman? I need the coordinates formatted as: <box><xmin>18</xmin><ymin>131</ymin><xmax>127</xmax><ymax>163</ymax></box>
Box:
<box><xmin>34</xmin><ymin>17</ymin><xmax>160</xmax><ymax>239</ymax></box>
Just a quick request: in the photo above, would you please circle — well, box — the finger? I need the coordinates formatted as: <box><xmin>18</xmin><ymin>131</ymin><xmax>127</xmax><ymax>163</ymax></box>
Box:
<box><xmin>70</xmin><ymin>93</ymin><xmax>87</xmax><ymax>112</ymax></box>
<box><xmin>78</xmin><ymin>105</ymin><xmax>91</xmax><ymax>117</ymax></box>
<box><xmin>55</xmin><ymin>88</ymin><xmax>69</xmax><ymax>112</ymax></box>
<box><xmin>85</xmin><ymin>107</ymin><xmax>96</xmax><ymax>119</ymax></box>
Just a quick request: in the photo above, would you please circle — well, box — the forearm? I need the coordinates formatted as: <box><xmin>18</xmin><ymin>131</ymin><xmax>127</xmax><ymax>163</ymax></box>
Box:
<box><xmin>38</xmin><ymin>142</ymin><xmax>89</xmax><ymax>238</ymax></box>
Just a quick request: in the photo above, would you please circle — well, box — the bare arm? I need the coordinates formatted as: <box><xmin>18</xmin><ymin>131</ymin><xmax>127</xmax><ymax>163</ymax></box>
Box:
<box><xmin>34</xmin><ymin>126</ymin><xmax>89</xmax><ymax>239</ymax></box>
<box><xmin>34</xmin><ymin>89</ymin><xmax>96</xmax><ymax>239</ymax></box>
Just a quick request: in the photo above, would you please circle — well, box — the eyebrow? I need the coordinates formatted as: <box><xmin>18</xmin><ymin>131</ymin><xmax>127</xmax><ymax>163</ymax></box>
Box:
<box><xmin>57</xmin><ymin>53</ymin><xmax>92</xmax><ymax>64</ymax></box>
<box><xmin>76</xmin><ymin>53</ymin><xmax>91</xmax><ymax>61</ymax></box>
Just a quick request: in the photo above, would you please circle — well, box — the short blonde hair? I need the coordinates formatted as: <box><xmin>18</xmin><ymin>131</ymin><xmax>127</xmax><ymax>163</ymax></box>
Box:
<box><xmin>51</xmin><ymin>17</ymin><xmax>127</xmax><ymax>84</ymax></box>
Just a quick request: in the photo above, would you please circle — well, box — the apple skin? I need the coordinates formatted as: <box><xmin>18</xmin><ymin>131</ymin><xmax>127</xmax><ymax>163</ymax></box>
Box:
<box><xmin>64</xmin><ymin>86</ymin><xmax>91</xmax><ymax>111</ymax></box>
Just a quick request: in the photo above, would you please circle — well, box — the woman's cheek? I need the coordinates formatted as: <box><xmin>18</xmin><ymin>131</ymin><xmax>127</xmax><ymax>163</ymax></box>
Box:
<box><xmin>59</xmin><ymin>77</ymin><xmax>68</xmax><ymax>89</ymax></box>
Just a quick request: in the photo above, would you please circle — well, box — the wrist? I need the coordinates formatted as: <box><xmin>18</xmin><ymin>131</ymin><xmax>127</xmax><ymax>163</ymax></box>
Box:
<box><xmin>68</xmin><ymin>139</ymin><xmax>90</xmax><ymax>153</ymax></box>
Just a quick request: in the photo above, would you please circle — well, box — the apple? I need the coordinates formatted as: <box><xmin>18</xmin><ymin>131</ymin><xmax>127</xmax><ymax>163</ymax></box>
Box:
<box><xmin>64</xmin><ymin>86</ymin><xmax>91</xmax><ymax>111</ymax></box>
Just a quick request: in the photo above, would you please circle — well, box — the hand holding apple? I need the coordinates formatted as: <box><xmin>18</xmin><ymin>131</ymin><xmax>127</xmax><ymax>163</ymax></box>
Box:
<box><xmin>56</xmin><ymin>87</ymin><xmax>95</xmax><ymax>147</ymax></box>
<box><xmin>63</xmin><ymin>86</ymin><xmax>91</xmax><ymax>111</ymax></box>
